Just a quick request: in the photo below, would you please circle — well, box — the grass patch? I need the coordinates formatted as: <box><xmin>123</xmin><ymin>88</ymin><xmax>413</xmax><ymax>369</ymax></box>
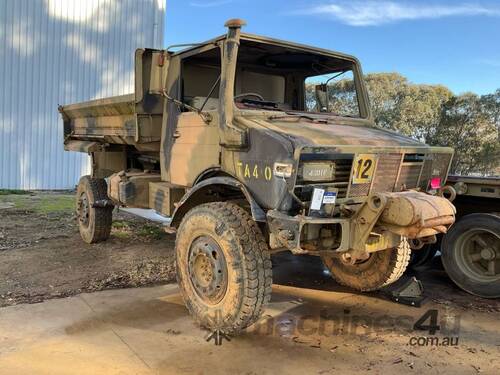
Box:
<box><xmin>0</xmin><ymin>193</ymin><xmax>74</xmax><ymax>213</ymax></box>
<box><xmin>112</xmin><ymin>220</ymin><xmax>130</xmax><ymax>229</ymax></box>
<box><xmin>35</xmin><ymin>196</ymin><xmax>74</xmax><ymax>214</ymax></box>
<box><xmin>138</xmin><ymin>224</ymin><xmax>164</xmax><ymax>240</ymax></box>
<box><xmin>0</xmin><ymin>195</ymin><xmax>30</xmax><ymax>210</ymax></box>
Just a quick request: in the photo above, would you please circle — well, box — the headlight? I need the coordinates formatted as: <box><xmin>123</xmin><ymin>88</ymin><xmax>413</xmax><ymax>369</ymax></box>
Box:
<box><xmin>273</xmin><ymin>162</ymin><xmax>293</xmax><ymax>178</ymax></box>
<box><xmin>299</xmin><ymin>161</ymin><xmax>335</xmax><ymax>182</ymax></box>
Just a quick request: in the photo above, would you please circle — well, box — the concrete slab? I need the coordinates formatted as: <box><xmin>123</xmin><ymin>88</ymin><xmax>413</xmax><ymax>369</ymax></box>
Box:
<box><xmin>0</xmin><ymin>285</ymin><xmax>500</xmax><ymax>375</ymax></box>
<box><xmin>0</xmin><ymin>280</ymin><xmax>499</xmax><ymax>374</ymax></box>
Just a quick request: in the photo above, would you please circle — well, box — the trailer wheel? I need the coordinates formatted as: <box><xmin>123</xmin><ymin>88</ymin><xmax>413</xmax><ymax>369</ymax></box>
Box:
<box><xmin>76</xmin><ymin>176</ymin><xmax>113</xmax><ymax>244</ymax></box>
<box><xmin>321</xmin><ymin>239</ymin><xmax>411</xmax><ymax>291</ymax></box>
<box><xmin>441</xmin><ymin>213</ymin><xmax>500</xmax><ymax>298</ymax></box>
<box><xmin>175</xmin><ymin>202</ymin><xmax>272</xmax><ymax>334</ymax></box>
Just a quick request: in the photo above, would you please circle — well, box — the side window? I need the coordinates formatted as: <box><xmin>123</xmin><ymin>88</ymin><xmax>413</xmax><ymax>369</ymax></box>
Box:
<box><xmin>181</xmin><ymin>48</ymin><xmax>221</xmax><ymax>111</ymax></box>
<box><xmin>305</xmin><ymin>69</ymin><xmax>360</xmax><ymax>117</ymax></box>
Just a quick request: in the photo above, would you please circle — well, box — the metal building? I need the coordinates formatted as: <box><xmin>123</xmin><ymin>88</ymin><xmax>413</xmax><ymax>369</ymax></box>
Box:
<box><xmin>0</xmin><ymin>0</ymin><xmax>165</xmax><ymax>189</ymax></box>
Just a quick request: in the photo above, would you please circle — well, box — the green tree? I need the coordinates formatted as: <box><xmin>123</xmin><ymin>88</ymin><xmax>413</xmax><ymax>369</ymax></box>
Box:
<box><xmin>305</xmin><ymin>72</ymin><xmax>499</xmax><ymax>175</ymax></box>
<box><xmin>364</xmin><ymin>73</ymin><xmax>452</xmax><ymax>139</ymax></box>
<box><xmin>428</xmin><ymin>93</ymin><xmax>499</xmax><ymax>175</ymax></box>
<box><xmin>364</xmin><ymin>72</ymin><xmax>408</xmax><ymax>131</ymax></box>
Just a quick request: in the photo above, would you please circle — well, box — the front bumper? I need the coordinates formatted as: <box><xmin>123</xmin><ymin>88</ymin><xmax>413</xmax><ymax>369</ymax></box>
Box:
<box><xmin>267</xmin><ymin>211</ymin><xmax>352</xmax><ymax>254</ymax></box>
<box><xmin>267</xmin><ymin>191</ymin><xmax>456</xmax><ymax>255</ymax></box>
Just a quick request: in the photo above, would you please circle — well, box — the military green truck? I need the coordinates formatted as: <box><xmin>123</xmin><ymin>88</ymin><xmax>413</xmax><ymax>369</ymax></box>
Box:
<box><xmin>59</xmin><ymin>20</ymin><xmax>456</xmax><ymax>334</ymax></box>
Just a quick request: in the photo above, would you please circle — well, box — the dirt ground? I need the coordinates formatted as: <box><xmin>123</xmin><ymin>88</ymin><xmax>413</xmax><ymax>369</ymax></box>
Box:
<box><xmin>0</xmin><ymin>192</ymin><xmax>176</xmax><ymax>307</ymax></box>
<box><xmin>1</xmin><ymin>192</ymin><xmax>498</xmax><ymax>313</ymax></box>
<box><xmin>0</xmin><ymin>192</ymin><xmax>499</xmax><ymax>374</ymax></box>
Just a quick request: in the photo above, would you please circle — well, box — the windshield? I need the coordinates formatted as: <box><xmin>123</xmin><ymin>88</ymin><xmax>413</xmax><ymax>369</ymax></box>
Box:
<box><xmin>305</xmin><ymin>69</ymin><xmax>360</xmax><ymax>117</ymax></box>
<box><xmin>231</xmin><ymin>39</ymin><xmax>364</xmax><ymax>118</ymax></box>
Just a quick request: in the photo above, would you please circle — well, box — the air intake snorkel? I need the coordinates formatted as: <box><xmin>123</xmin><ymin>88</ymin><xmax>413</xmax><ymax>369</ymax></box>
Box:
<box><xmin>219</xmin><ymin>18</ymin><xmax>247</xmax><ymax>148</ymax></box>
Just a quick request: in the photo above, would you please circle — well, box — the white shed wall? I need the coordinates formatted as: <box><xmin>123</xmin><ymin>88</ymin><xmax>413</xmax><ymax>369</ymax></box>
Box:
<box><xmin>0</xmin><ymin>0</ymin><xmax>165</xmax><ymax>189</ymax></box>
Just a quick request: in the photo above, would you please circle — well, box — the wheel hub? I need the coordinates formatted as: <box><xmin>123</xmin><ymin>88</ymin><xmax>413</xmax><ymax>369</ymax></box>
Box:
<box><xmin>77</xmin><ymin>193</ymin><xmax>90</xmax><ymax>227</ymax></box>
<box><xmin>457</xmin><ymin>229</ymin><xmax>500</xmax><ymax>281</ymax></box>
<box><xmin>188</xmin><ymin>236</ymin><xmax>228</xmax><ymax>304</ymax></box>
<box><xmin>480</xmin><ymin>247</ymin><xmax>496</xmax><ymax>261</ymax></box>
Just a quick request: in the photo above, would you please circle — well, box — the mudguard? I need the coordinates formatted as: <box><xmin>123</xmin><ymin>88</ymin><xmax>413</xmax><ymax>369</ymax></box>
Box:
<box><xmin>170</xmin><ymin>176</ymin><xmax>266</xmax><ymax>227</ymax></box>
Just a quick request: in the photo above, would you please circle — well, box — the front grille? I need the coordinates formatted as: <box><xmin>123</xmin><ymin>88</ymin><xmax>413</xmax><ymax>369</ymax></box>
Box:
<box><xmin>395</xmin><ymin>164</ymin><xmax>421</xmax><ymax>191</ymax></box>
<box><xmin>349</xmin><ymin>183</ymin><xmax>370</xmax><ymax>197</ymax></box>
<box><xmin>419</xmin><ymin>157</ymin><xmax>433</xmax><ymax>190</ymax></box>
<box><xmin>433</xmin><ymin>153</ymin><xmax>453</xmax><ymax>180</ymax></box>
<box><xmin>332</xmin><ymin>159</ymin><xmax>353</xmax><ymax>199</ymax></box>
<box><xmin>371</xmin><ymin>153</ymin><xmax>401</xmax><ymax>193</ymax></box>
<box><xmin>349</xmin><ymin>153</ymin><xmax>401</xmax><ymax>197</ymax></box>
<box><xmin>295</xmin><ymin>151</ymin><xmax>452</xmax><ymax>204</ymax></box>
<box><xmin>294</xmin><ymin>158</ymin><xmax>352</xmax><ymax>203</ymax></box>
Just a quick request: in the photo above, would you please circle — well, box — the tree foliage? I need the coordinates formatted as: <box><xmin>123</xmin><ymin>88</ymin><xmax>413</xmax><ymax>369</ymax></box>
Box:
<box><xmin>306</xmin><ymin>73</ymin><xmax>499</xmax><ymax>176</ymax></box>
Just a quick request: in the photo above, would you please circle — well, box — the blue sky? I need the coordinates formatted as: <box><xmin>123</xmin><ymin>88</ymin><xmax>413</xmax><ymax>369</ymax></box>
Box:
<box><xmin>164</xmin><ymin>0</ymin><xmax>500</xmax><ymax>95</ymax></box>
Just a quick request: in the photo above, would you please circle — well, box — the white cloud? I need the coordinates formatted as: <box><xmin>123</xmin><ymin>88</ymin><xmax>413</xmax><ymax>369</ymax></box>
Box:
<box><xmin>300</xmin><ymin>1</ymin><xmax>500</xmax><ymax>26</ymax></box>
<box><xmin>476</xmin><ymin>58</ymin><xmax>500</xmax><ymax>68</ymax></box>
<box><xmin>189</xmin><ymin>0</ymin><xmax>233</xmax><ymax>7</ymax></box>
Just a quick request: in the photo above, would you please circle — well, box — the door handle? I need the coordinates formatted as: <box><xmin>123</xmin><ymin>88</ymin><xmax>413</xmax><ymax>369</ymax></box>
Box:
<box><xmin>173</xmin><ymin>131</ymin><xmax>181</xmax><ymax>139</ymax></box>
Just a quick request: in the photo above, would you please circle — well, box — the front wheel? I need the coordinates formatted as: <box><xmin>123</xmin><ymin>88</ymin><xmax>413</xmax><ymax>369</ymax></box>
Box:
<box><xmin>441</xmin><ymin>214</ymin><xmax>500</xmax><ymax>298</ymax></box>
<box><xmin>321</xmin><ymin>239</ymin><xmax>411</xmax><ymax>291</ymax></box>
<box><xmin>175</xmin><ymin>202</ymin><xmax>272</xmax><ymax>334</ymax></box>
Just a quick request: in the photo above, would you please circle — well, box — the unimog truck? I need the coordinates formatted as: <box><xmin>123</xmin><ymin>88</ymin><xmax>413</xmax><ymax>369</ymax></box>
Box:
<box><xmin>59</xmin><ymin>20</ymin><xmax>456</xmax><ymax>333</ymax></box>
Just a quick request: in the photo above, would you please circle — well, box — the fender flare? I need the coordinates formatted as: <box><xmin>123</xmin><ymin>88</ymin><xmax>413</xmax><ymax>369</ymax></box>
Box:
<box><xmin>170</xmin><ymin>176</ymin><xmax>266</xmax><ymax>228</ymax></box>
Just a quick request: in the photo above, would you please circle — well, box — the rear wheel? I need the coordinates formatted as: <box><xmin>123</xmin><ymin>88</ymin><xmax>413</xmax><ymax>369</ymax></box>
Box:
<box><xmin>321</xmin><ymin>239</ymin><xmax>411</xmax><ymax>291</ymax></box>
<box><xmin>175</xmin><ymin>202</ymin><xmax>272</xmax><ymax>334</ymax></box>
<box><xmin>441</xmin><ymin>214</ymin><xmax>500</xmax><ymax>298</ymax></box>
<box><xmin>76</xmin><ymin>176</ymin><xmax>113</xmax><ymax>244</ymax></box>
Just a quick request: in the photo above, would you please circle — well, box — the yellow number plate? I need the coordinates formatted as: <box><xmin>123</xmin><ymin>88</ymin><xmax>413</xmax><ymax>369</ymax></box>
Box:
<box><xmin>352</xmin><ymin>154</ymin><xmax>377</xmax><ymax>184</ymax></box>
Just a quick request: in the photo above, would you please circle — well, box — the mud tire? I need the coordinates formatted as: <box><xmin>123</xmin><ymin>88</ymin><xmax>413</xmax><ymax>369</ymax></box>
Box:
<box><xmin>441</xmin><ymin>214</ymin><xmax>500</xmax><ymax>299</ymax></box>
<box><xmin>321</xmin><ymin>239</ymin><xmax>411</xmax><ymax>291</ymax></box>
<box><xmin>175</xmin><ymin>202</ymin><xmax>272</xmax><ymax>335</ymax></box>
<box><xmin>76</xmin><ymin>176</ymin><xmax>113</xmax><ymax>244</ymax></box>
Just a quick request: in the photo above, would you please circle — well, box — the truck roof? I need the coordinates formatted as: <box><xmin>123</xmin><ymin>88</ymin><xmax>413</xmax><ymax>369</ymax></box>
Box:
<box><xmin>170</xmin><ymin>32</ymin><xmax>359</xmax><ymax>63</ymax></box>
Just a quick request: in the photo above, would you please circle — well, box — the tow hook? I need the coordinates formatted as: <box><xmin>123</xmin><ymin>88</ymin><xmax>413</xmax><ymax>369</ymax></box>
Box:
<box><xmin>438</xmin><ymin>185</ymin><xmax>457</xmax><ymax>202</ymax></box>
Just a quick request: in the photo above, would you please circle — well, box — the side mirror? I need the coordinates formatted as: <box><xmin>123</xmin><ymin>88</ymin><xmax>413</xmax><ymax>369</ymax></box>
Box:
<box><xmin>314</xmin><ymin>84</ymin><xmax>329</xmax><ymax>112</ymax></box>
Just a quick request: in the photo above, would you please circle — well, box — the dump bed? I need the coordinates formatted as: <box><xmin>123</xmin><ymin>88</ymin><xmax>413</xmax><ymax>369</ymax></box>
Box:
<box><xmin>61</xmin><ymin>94</ymin><xmax>136</xmax><ymax>141</ymax></box>
<box><xmin>59</xmin><ymin>48</ymin><xmax>168</xmax><ymax>153</ymax></box>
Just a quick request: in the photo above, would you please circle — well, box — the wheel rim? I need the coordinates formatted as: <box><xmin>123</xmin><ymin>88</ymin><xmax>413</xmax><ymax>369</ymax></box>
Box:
<box><xmin>455</xmin><ymin>228</ymin><xmax>500</xmax><ymax>283</ymax></box>
<box><xmin>77</xmin><ymin>192</ymin><xmax>90</xmax><ymax>227</ymax></box>
<box><xmin>188</xmin><ymin>236</ymin><xmax>228</xmax><ymax>304</ymax></box>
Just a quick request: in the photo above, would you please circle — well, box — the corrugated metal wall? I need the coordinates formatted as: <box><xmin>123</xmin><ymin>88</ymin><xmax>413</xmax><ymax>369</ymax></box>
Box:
<box><xmin>0</xmin><ymin>0</ymin><xmax>165</xmax><ymax>189</ymax></box>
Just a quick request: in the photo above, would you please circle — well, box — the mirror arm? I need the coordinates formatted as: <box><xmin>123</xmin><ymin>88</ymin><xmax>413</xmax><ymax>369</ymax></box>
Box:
<box><xmin>156</xmin><ymin>89</ymin><xmax>213</xmax><ymax>123</ymax></box>
<box><xmin>199</xmin><ymin>75</ymin><xmax>221</xmax><ymax>112</ymax></box>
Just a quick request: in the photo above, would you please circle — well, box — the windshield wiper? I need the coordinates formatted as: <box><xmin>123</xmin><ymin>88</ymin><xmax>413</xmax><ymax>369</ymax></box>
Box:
<box><xmin>241</xmin><ymin>98</ymin><xmax>278</xmax><ymax>109</ymax></box>
<box><xmin>268</xmin><ymin>113</ymin><xmax>329</xmax><ymax>124</ymax></box>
